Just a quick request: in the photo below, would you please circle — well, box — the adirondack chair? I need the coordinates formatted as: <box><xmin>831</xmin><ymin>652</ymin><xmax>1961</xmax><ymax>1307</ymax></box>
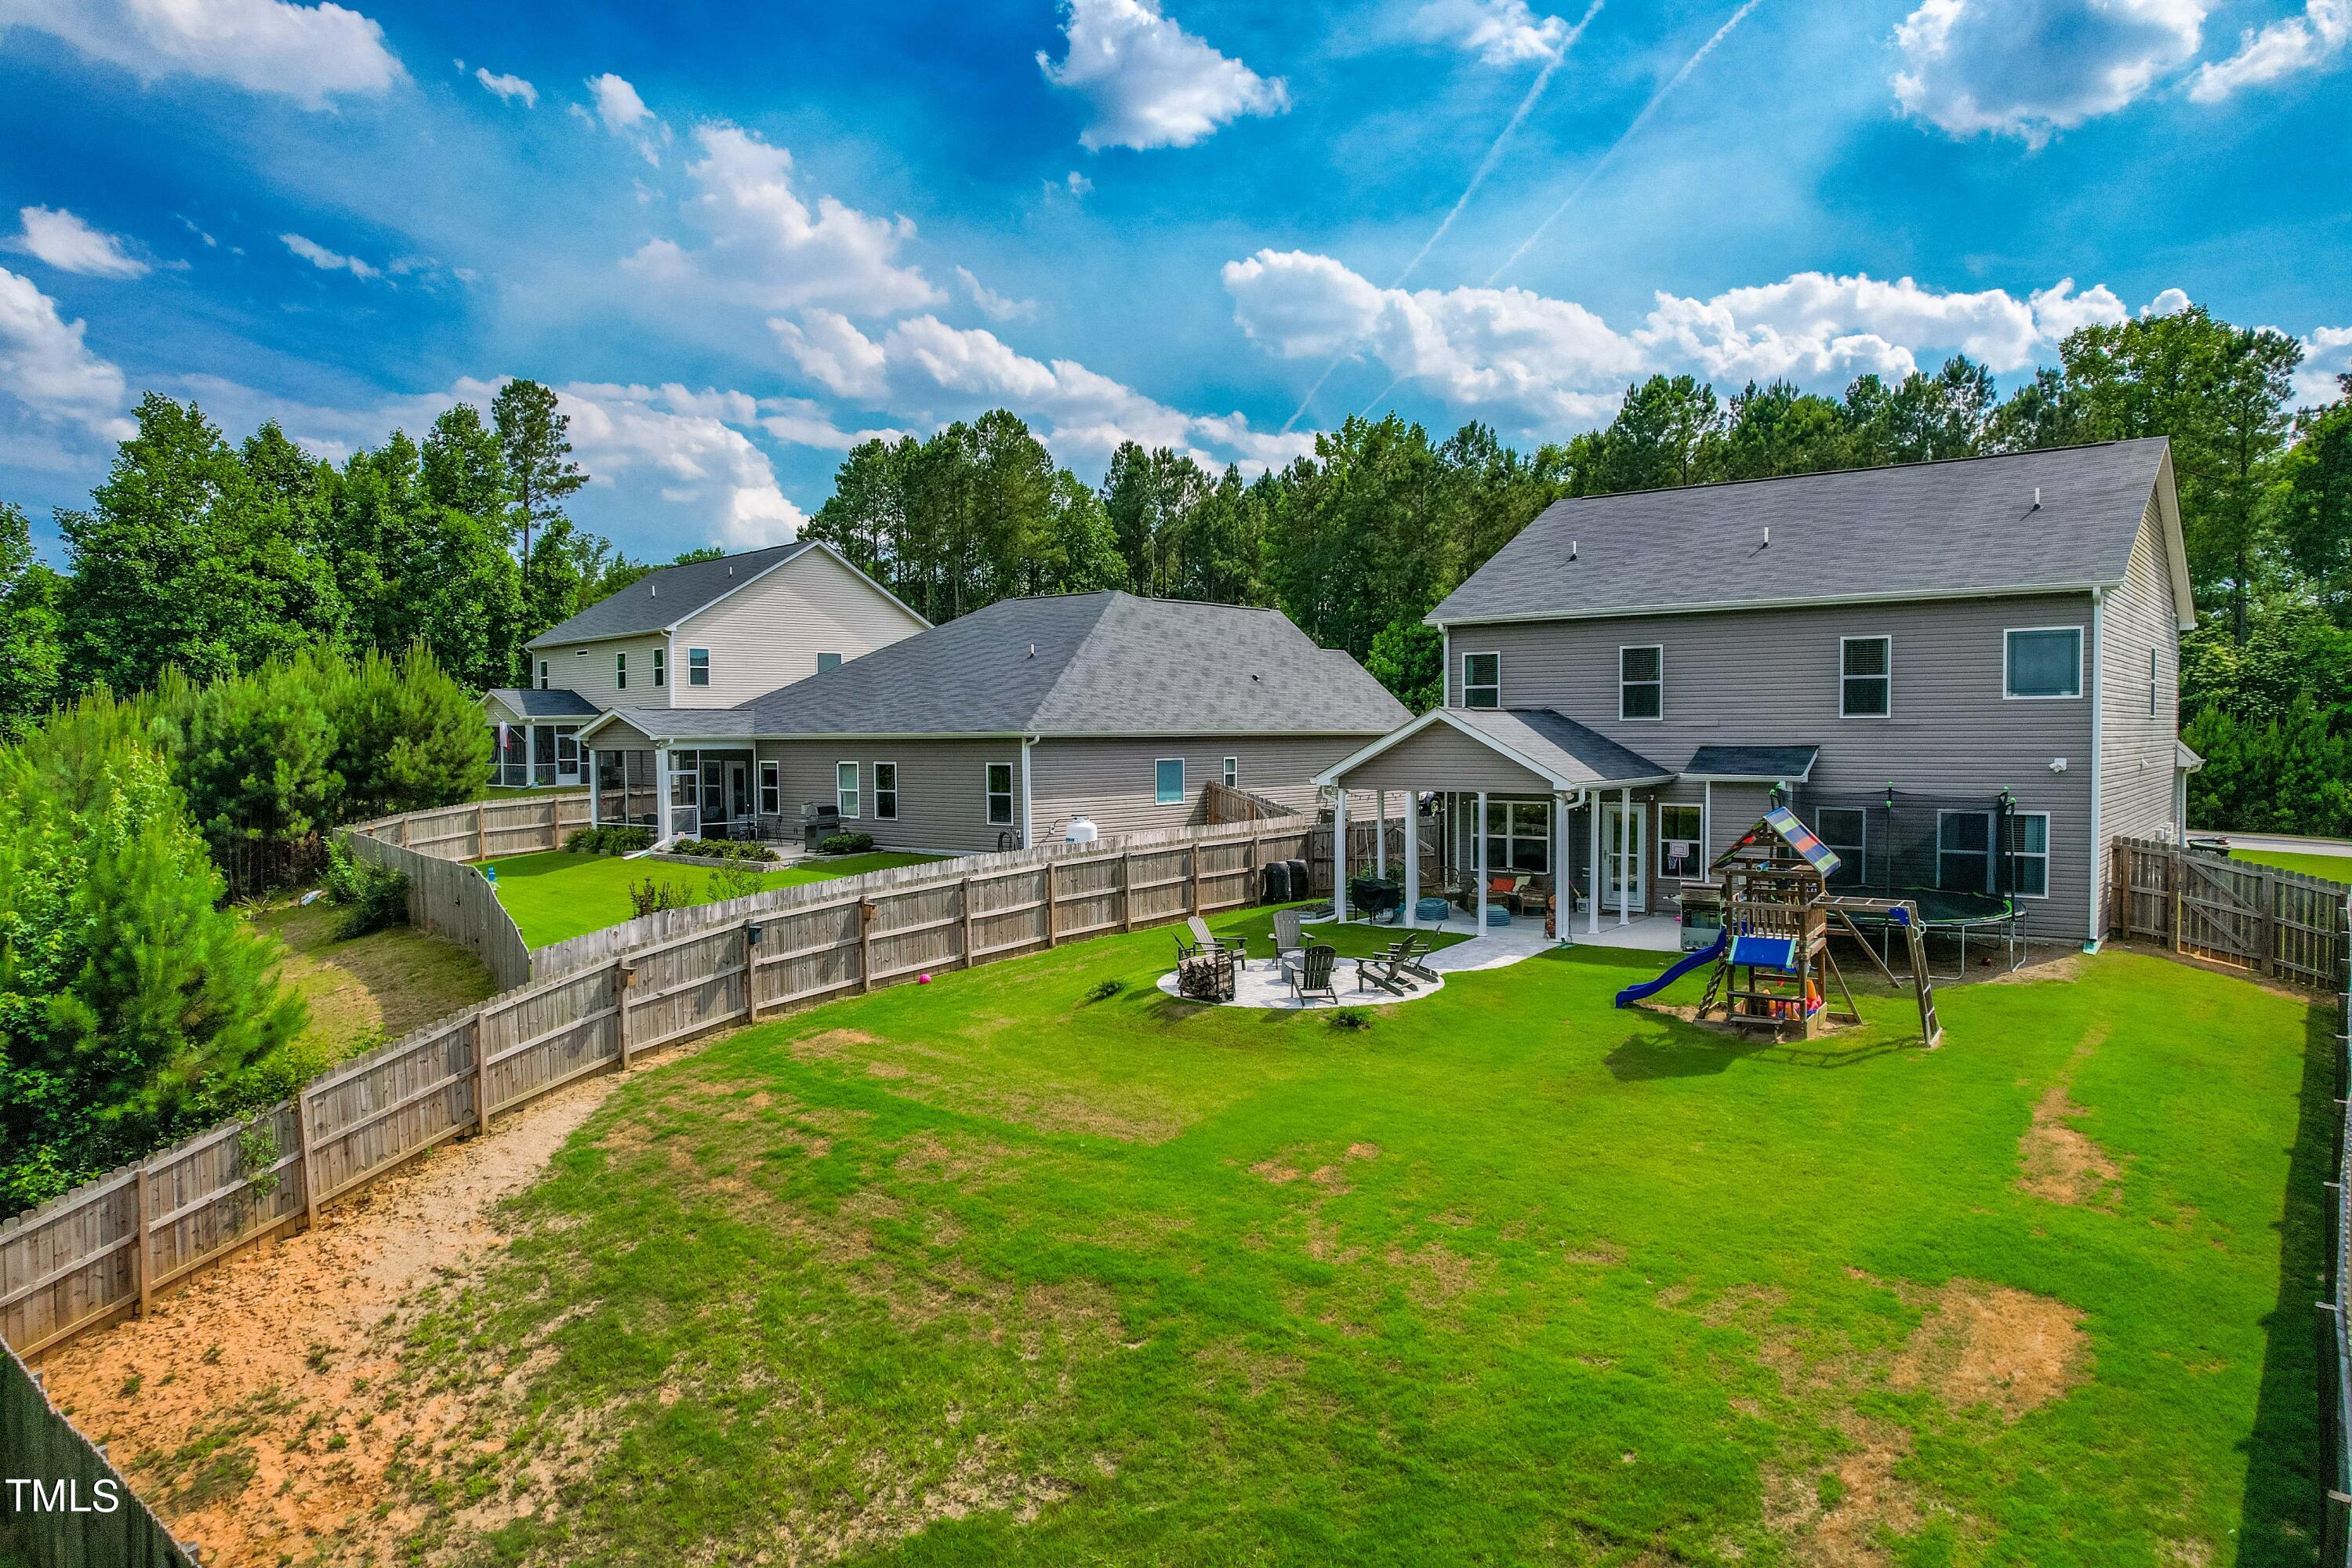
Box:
<box><xmin>1174</xmin><ymin>915</ymin><xmax>1248</xmax><ymax>971</ymax></box>
<box><xmin>1356</xmin><ymin>934</ymin><xmax>1435</xmax><ymax>996</ymax></box>
<box><xmin>1270</xmin><ymin>908</ymin><xmax>1307</xmax><ymax>968</ymax></box>
<box><xmin>1284</xmin><ymin>943</ymin><xmax>1338</xmax><ymax>1005</ymax></box>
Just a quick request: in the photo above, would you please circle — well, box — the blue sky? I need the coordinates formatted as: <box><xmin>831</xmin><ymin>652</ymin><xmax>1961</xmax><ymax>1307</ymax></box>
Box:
<box><xmin>2</xmin><ymin>0</ymin><xmax>2347</xmax><ymax>563</ymax></box>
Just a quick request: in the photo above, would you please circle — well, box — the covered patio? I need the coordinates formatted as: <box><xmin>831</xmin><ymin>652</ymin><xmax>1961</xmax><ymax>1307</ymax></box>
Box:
<box><xmin>578</xmin><ymin>710</ymin><xmax>764</xmax><ymax>843</ymax></box>
<box><xmin>1315</xmin><ymin>707</ymin><xmax>1679</xmax><ymax>942</ymax></box>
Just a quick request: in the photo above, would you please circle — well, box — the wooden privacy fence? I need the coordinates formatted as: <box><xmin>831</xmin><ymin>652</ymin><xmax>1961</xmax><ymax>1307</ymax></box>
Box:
<box><xmin>2317</xmin><ymin>924</ymin><xmax>2352</xmax><ymax>1566</ymax></box>
<box><xmin>2110</xmin><ymin>837</ymin><xmax>2351</xmax><ymax>991</ymax></box>
<box><xmin>345</xmin><ymin>791</ymin><xmax>591</xmax><ymax>862</ymax></box>
<box><xmin>1</xmin><ymin>1338</ymin><xmax>195</xmax><ymax>1567</ymax></box>
<box><xmin>341</xmin><ymin>835</ymin><xmax>532</xmax><ymax>992</ymax></box>
<box><xmin>0</xmin><ymin>815</ymin><xmax>1323</xmax><ymax>1366</ymax></box>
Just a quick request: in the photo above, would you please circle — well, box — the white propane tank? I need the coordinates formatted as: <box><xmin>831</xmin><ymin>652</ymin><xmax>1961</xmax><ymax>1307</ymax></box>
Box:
<box><xmin>1064</xmin><ymin>817</ymin><xmax>1098</xmax><ymax>846</ymax></box>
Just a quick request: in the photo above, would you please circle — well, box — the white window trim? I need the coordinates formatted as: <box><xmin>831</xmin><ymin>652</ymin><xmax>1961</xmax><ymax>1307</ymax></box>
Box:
<box><xmin>1816</xmin><ymin>804</ymin><xmax>1868</xmax><ymax>885</ymax></box>
<box><xmin>615</xmin><ymin>650</ymin><xmax>627</xmax><ymax>690</ymax></box>
<box><xmin>2013</xmin><ymin>811</ymin><xmax>2053</xmax><ymax>900</ymax></box>
<box><xmin>1482</xmin><ymin>796</ymin><xmax>1554</xmax><ymax>873</ymax></box>
<box><xmin>1155</xmin><ymin>757</ymin><xmax>1185</xmax><ymax>806</ymax></box>
<box><xmin>836</xmin><ymin>760</ymin><xmax>860</xmax><ymax>819</ymax></box>
<box><xmin>1936</xmin><ymin>808</ymin><xmax>1994</xmax><ymax>894</ymax></box>
<box><xmin>758</xmin><ymin>760</ymin><xmax>780</xmax><ymax>816</ymax></box>
<box><xmin>985</xmin><ymin>762</ymin><xmax>1014</xmax><ymax>826</ymax></box>
<box><xmin>1618</xmin><ymin>644</ymin><xmax>1664</xmax><ymax>722</ymax></box>
<box><xmin>688</xmin><ymin>647</ymin><xmax>712</xmax><ymax>688</ymax></box>
<box><xmin>536</xmin><ymin>659</ymin><xmax>549</xmax><ymax>691</ymax></box>
<box><xmin>1461</xmin><ymin>650</ymin><xmax>1501</xmax><ymax>710</ymax></box>
<box><xmin>1221</xmin><ymin>756</ymin><xmax>1237</xmax><ymax>789</ymax></box>
<box><xmin>1657</xmin><ymin>802</ymin><xmax>1705</xmax><ymax>877</ymax></box>
<box><xmin>653</xmin><ymin>646</ymin><xmax>666</xmax><ymax>688</ymax></box>
<box><xmin>2003</xmin><ymin>625</ymin><xmax>2085</xmax><ymax>701</ymax></box>
<box><xmin>1838</xmin><ymin>633</ymin><xmax>1893</xmax><ymax>720</ymax></box>
<box><xmin>873</xmin><ymin>760</ymin><xmax>898</xmax><ymax>821</ymax></box>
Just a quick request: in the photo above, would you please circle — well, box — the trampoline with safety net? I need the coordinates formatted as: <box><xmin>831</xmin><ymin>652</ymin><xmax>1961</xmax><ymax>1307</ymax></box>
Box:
<box><xmin>1792</xmin><ymin>786</ymin><xmax>2027</xmax><ymax>976</ymax></box>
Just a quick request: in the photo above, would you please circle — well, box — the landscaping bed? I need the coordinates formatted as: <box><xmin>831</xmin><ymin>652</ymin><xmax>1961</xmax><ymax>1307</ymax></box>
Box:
<box><xmin>57</xmin><ymin>910</ymin><xmax>2323</xmax><ymax>1566</ymax></box>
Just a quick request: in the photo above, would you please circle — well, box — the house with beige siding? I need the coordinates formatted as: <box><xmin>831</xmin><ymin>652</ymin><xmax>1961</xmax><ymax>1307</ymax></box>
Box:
<box><xmin>480</xmin><ymin>540</ymin><xmax>930</xmax><ymax>791</ymax></box>
<box><xmin>574</xmin><ymin>590</ymin><xmax>1410</xmax><ymax>854</ymax></box>
<box><xmin>1316</xmin><ymin>438</ymin><xmax>2196</xmax><ymax>947</ymax></box>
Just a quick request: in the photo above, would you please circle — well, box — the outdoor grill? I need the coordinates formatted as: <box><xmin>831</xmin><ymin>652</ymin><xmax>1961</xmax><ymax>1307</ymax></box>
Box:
<box><xmin>801</xmin><ymin>800</ymin><xmax>841</xmax><ymax>851</ymax></box>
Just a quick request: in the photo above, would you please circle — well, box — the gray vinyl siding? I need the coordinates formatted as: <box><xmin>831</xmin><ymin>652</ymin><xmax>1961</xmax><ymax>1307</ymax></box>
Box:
<box><xmin>2098</xmin><ymin>501</ymin><xmax>2185</xmax><ymax>871</ymax></box>
<box><xmin>586</xmin><ymin>717</ymin><xmax>660</xmax><ymax>750</ymax></box>
<box><xmin>1336</xmin><ymin>723</ymin><xmax>1552</xmax><ymax>793</ymax></box>
<box><xmin>755</xmin><ymin>739</ymin><xmax>1024</xmax><ymax>855</ymax></box>
<box><xmin>1031</xmin><ymin>734</ymin><xmax>1377</xmax><ymax>839</ymax></box>
<box><xmin>673</xmin><ymin>548</ymin><xmax>927</xmax><ymax>710</ymax></box>
<box><xmin>1443</xmin><ymin>593</ymin><xmax>2099</xmax><ymax>938</ymax></box>
<box><xmin>543</xmin><ymin>633</ymin><xmax>668</xmax><ymax>712</ymax></box>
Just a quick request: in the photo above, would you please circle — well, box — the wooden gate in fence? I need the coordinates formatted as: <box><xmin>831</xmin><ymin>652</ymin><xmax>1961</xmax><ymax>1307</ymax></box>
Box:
<box><xmin>2111</xmin><ymin>837</ymin><xmax>2350</xmax><ymax>991</ymax></box>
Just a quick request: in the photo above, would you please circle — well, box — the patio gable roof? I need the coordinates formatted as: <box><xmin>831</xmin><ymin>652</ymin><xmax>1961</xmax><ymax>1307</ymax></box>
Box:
<box><xmin>483</xmin><ymin>687</ymin><xmax>602</xmax><ymax>722</ymax></box>
<box><xmin>1318</xmin><ymin>706</ymin><xmax>1676</xmax><ymax>793</ymax></box>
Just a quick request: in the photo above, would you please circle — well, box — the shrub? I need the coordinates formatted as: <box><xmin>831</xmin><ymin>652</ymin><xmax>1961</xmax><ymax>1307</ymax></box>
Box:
<box><xmin>1086</xmin><ymin>978</ymin><xmax>1124</xmax><ymax>1002</ymax></box>
<box><xmin>323</xmin><ymin>644</ymin><xmax>490</xmax><ymax>820</ymax></box>
<box><xmin>566</xmin><ymin>825</ymin><xmax>653</xmax><ymax>855</ymax></box>
<box><xmin>819</xmin><ymin>832</ymin><xmax>875</xmax><ymax>855</ymax></box>
<box><xmin>627</xmin><ymin>877</ymin><xmax>695</xmax><ymax>918</ymax></box>
<box><xmin>706</xmin><ymin>862</ymin><xmax>765</xmax><ymax>902</ymax></box>
<box><xmin>1328</xmin><ymin>1007</ymin><xmax>1375</xmax><ymax>1032</ymax></box>
<box><xmin>321</xmin><ymin>838</ymin><xmax>409</xmax><ymax>938</ymax></box>
<box><xmin>672</xmin><ymin>837</ymin><xmax>778</xmax><ymax>862</ymax></box>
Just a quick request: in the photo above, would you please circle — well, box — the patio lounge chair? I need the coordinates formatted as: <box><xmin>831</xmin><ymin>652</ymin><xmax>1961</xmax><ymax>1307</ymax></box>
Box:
<box><xmin>1283</xmin><ymin>944</ymin><xmax>1338</xmax><ymax>1005</ymax></box>
<box><xmin>1357</xmin><ymin>934</ymin><xmax>1439</xmax><ymax>995</ymax></box>
<box><xmin>1174</xmin><ymin>915</ymin><xmax>1248</xmax><ymax>971</ymax></box>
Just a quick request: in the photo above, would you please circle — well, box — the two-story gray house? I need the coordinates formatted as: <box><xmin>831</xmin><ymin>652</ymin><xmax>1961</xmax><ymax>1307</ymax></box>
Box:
<box><xmin>481</xmin><ymin>540</ymin><xmax>931</xmax><ymax>796</ymax></box>
<box><xmin>1317</xmin><ymin>438</ymin><xmax>2195</xmax><ymax>947</ymax></box>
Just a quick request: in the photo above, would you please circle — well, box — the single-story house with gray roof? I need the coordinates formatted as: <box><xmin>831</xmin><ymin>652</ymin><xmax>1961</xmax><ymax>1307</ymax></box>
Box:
<box><xmin>484</xmin><ymin>539</ymin><xmax>929</xmax><ymax>791</ymax></box>
<box><xmin>576</xmin><ymin>590</ymin><xmax>1412</xmax><ymax>852</ymax></box>
<box><xmin>1317</xmin><ymin>439</ymin><xmax>2198</xmax><ymax>946</ymax></box>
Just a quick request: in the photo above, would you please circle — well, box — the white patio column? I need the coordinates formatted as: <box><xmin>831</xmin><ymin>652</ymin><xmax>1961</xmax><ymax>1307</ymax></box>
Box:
<box><xmin>588</xmin><ymin>747</ymin><xmax>601</xmax><ymax>824</ymax></box>
<box><xmin>1475</xmin><ymin>789</ymin><xmax>1489</xmax><ymax>932</ymax></box>
<box><xmin>1587</xmin><ymin>791</ymin><xmax>1602</xmax><ymax>935</ymax></box>
<box><xmin>1402</xmin><ymin>791</ymin><xmax>1421</xmax><ymax>925</ymax></box>
<box><xmin>525</xmin><ymin>724</ymin><xmax>537</xmax><ymax>788</ymax></box>
<box><xmin>1555</xmin><ymin>792</ymin><xmax>1573</xmax><ymax>944</ymax></box>
<box><xmin>1374</xmin><ymin>789</ymin><xmax>1388</xmax><ymax>878</ymax></box>
<box><xmin>1617</xmin><ymin>784</ymin><xmax>1632</xmax><ymax>925</ymax></box>
<box><xmin>1333</xmin><ymin>787</ymin><xmax>1350</xmax><ymax>923</ymax></box>
<box><xmin>655</xmin><ymin>746</ymin><xmax>673</xmax><ymax>843</ymax></box>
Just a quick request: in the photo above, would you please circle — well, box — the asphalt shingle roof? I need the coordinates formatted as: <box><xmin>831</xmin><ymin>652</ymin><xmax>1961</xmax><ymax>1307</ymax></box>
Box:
<box><xmin>1428</xmin><ymin>440</ymin><xmax>2172</xmax><ymax>626</ymax></box>
<box><xmin>482</xmin><ymin>688</ymin><xmax>603</xmax><ymax>720</ymax></box>
<box><xmin>1451</xmin><ymin>708</ymin><xmax>1674</xmax><ymax>787</ymax></box>
<box><xmin>707</xmin><ymin>591</ymin><xmax>1411</xmax><ymax>739</ymax></box>
<box><xmin>528</xmin><ymin>543</ymin><xmax>816</xmax><ymax>647</ymax></box>
<box><xmin>1684</xmin><ymin>744</ymin><xmax>1820</xmax><ymax>781</ymax></box>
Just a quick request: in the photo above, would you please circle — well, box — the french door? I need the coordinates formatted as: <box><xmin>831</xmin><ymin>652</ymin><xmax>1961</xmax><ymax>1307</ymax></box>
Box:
<box><xmin>1603</xmin><ymin>799</ymin><xmax>1646</xmax><ymax>912</ymax></box>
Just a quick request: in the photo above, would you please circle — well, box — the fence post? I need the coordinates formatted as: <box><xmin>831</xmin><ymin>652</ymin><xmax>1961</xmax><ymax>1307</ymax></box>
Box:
<box><xmin>132</xmin><ymin>1166</ymin><xmax>151</xmax><ymax>1318</ymax></box>
<box><xmin>296</xmin><ymin>1084</ymin><xmax>319</xmax><ymax>1232</ymax></box>
<box><xmin>741</xmin><ymin>917</ymin><xmax>757</xmax><ymax>1021</ymax></box>
<box><xmin>475</xmin><ymin>800</ymin><xmax>488</xmax><ymax>860</ymax></box>
<box><xmin>959</xmin><ymin>877</ymin><xmax>975</xmax><ymax>969</ymax></box>
<box><xmin>858</xmin><ymin>900</ymin><xmax>877</xmax><ymax>993</ymax></box>
<box><xmin>615</xmin><ymin>963</ymin><xmax>636</xmax><ymax>1069</ymax></box>
<box><xmin>2171</xmin><ymin>852</ymin><xmax>2185</xmax><ymax>954</ymax></box>
<box><xmin>1120</xmin><ymin>851</ymin><xmax>1136</xmax><ymax>934</ymax></box>
<box><xmin>1189</xmin><ymin>842</ymin><xmax>1203</xmax><ymax>916</ymax></box>
<box><xmin>472</xmin><ymin>1014</ymin><xmax>492</xmax><ymax>1136</ymax></box>
<box><xmin>1045</xmin><ymin>861</ymin><xmax>1059</xmax><ymax>949</ymax></box>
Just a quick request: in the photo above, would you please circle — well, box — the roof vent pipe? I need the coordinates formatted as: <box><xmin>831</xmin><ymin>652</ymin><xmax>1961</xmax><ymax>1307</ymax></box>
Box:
<box><xmin>649</xmin><ymin>583</ymin><xmax>657</xmax><ymax>597</ymax></box>
<box><xmin>1761</xmin><ymin>526</ymin><xmax>1770</xmax><ymax>548</ymax></box>
<box><xmin>2031</xmin><ymin>487</ymin><xmax>2042</xmax><ymax>510</ymax></box>
<box><xmin>1568</xmin><ymin>539</ymin><xmax>1578</xmax><ymax>561</ymax></box>
<box><xmin>1028</xmin><ymin>643</ymin><xmax>1036</xmax><ymax>658</ymax></box>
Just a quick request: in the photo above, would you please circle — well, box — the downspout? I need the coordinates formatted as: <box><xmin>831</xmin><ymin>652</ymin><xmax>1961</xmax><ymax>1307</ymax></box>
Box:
<box><xmin>1440</xmin><ymin>624</ymin><xmax>1451</xmax><ymax>706</ymax></box>
<box><xmin>1021</xmin><ymin>735</ymin><xmax>1036</xmax><ymax>850</ymax></box>
<box><xmin>2085</xmin><ymin>590</ymin><xmax>2104</xmax><ymax>953</ymax></box>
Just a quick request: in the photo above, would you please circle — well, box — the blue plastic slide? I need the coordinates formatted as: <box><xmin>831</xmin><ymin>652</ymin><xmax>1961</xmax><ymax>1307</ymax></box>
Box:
<box><xmin>1613</xmin><ymin>930</ymin><xmax>1726</xmax><ymax>1008</ymax></box>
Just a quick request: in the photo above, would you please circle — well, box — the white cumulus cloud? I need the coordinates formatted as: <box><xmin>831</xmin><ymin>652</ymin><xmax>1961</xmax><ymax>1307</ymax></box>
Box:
<box><xmin>549</xmin><ymin>379</ymin><xmax>804</xmax><ymax>547</ymax></box>
<box><xmin>2294</xmin><ymin>325</ymin><xmax>2352</xmax><ymax>407</ymax></box>
<box><xmin>1892</xmin><ymin>0</ymin><xmax>2206</xmax><ymax>144</ymax></box>
<box><xmin>1410</xmin><ymin>0</ymin><xmax>1578</xmax><ymax>64</ymax></box>
<box><xmin>956</xmin><ymin>265</ymin><xmax>1036</xmax><ymax>323</ymax></box>
<box><xmin>281</xmin><ymin>231</ymin><xmax>381</xmax><ymax>280</ymax></box>
<box><xmin>1224</xmin><ymin>249</ymin><xmax>2151</xmax><ymax>430</ymax></box>
<box><xmin>8</xmin><ymin>206</ymin><xmax>150</xmax><ymax>278</ymax></box>
<box><xmin>586</xmin><ymin>71</ymin><xmax>650</xmax><ymax>130</ymax></box>
<box><xmin>625</xmin><ymin>124</ymin><xmax>938</xmax><ymax>316</ymax></box>
<box><xmin>2142</xmin><ymin>285</ymin><xmax>2194</xmax><ymax>316</ymax></box>
<box><xmin>0</xmin><ymin>0</ymin><xmax>403</xmax><ymax>107</ymax></box>
<box><xmin>474</xmin><ymin>66</ymin><xmax>535</xmax><ymax>106</ymax></box>
<box><xmin>1037</xmin><ymin>0</ymin><xmax>1289</xmax><ymax>150</ymax></box>
<box><xmin>2187</xmin><ymin>0</ymin><xmax>2349</xmax><ymax>97</ymax></box>
<box><xmin>0</xmin><ymin>264</ymin><xmax>132</xmax><ymax>441</ymax></box>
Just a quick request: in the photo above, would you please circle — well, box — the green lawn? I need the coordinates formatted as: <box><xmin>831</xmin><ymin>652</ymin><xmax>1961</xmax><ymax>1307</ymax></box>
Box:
<box><xmin>375</xmin><ymin>917</ymin><xmax>2321</xmax><ymax>1566</ymax></box>
<box><xmin>248</xmin><ymin>895</ymin><xmax>496</xmax><ymax>1060</ymax></box>
<box><xmin>487</xmin><ymin>848</ymin><xmax>947</xmax><ymax>947</ymax></box>
<box><xmin>2233</xmin><ymin>846</ymin><xmax>2352</xmax><ymax>884</ymax></box>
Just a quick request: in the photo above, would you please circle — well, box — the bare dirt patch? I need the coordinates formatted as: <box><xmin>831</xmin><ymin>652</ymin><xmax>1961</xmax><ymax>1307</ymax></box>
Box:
<box><xmin>34</xmin><ymin>1069</ymin><xmax>633</xmax><ymax>1566</ymax></box>
<box><xmin>2018</xmin><ymin>1029</ymin><xmax>2122</xmax><ymax>1207</ymax></box>
<box><xmin>1763</xmin><ymin>1412</ymin><xmax>1926</xmax><ymax>1566</ymax></box>
<box><xmin>1891</xmin><ymin>1279</ymin><xmax>2089</xmax><ymax>1421</ymax></box>
<box><xmin>1251</xmin><ymin>1160</ymin><xmax>1303</xmax><ymax>1185</ymax></box>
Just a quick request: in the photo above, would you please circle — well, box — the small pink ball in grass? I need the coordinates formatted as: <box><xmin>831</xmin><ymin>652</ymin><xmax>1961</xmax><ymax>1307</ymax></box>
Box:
<box><xmin>918</xmin><ymin>972</ymin><xmax>933</xmax><ymax>984</ymax></box>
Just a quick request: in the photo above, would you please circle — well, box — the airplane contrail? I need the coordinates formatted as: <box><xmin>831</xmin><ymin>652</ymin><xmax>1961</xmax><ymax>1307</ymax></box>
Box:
<box><xmin>1485</xmin><ymin>0</ymin><xmax>1764</xmax><ymax>287</ymax></box>
<box><xmin>1277</xmin><ymin>3</ymin><xmax>1606</xmax><ymax>436</ymax></box>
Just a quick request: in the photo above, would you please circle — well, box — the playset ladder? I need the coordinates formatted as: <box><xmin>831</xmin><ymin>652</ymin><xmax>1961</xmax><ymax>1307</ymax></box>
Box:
<box><xmin>1906</xmin><ymin>921</ymin><xmax>1943</xmax><ymax>1048</ymax></box>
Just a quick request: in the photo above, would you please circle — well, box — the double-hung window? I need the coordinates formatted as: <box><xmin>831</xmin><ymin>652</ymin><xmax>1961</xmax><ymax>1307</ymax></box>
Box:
<box><xmin>1483</xmin><ymin>799</ymin><xmax>1552</xmax><ymax>873</ymax></box>
<box><xmin>1222</xmin><ymin>757</ymin><xmax>1238</xmax><ymax>788</ymax></box>
<box><xmin>1840</xmin><ymin>636</ymin><xmax>1890</xmax><ymax>718</ymax></box>
<box><xmin>652</xmin><ymin>647</ymin><xmax>666</xmax><ymax>688</ymax></box>
<box><xmin>1462</xmin><ymin>652</ymin><xmax>1500</xmax><ymax>709</ymax></box>
<box><xmin>758</xmin><ymin>760</ymin><xmax>781</xmax><ymax>816</ymax></box>
<box><xmin>615</xmin><ymin>651</ymin><xmax>627</xmax><ymax>690</ymax></box>
<box><xmin>836</xmin><ymin>761</ymin><xmax>859</xmax><ymax>818</ymax></box>
<box><xmin>985</xmin><ymin>763</ymin><xmax>1014</xmax><ymax>826</ymax></box>
<box><xmin>2005</xmin><ymin>627</ymin><xmax>2082</xmax><ymax>699</ymax></box>
<box><xmin>1936</xmin><ymin>811</ymin><xmax>1992</xmax><ymax>892</ymax></box>
<box><xmin>688</xmin><ymin>648</ymin><xmax>711</xmax><ymax>687</ymax></box>
<box><xmin>1658</xmin><ymin>803</ymin><xmax>1704</xmax><ymax>879</ymax></box>
<box><xmin>536</xmin><ymin>659</ymin><xmax>550</xmax><ymax>691</ymax></box>
<box><xmin>1155</xmin><ymin>758</ymin><xmax>1185</xmax><ymax>805</ymax></box>
<box><xmin>2012</xmin><ymin>812</ymin><xmax>2051</xmax><ymax>898</ymax></box>
<box><xmin>874</xmin><ymin>762</ymin><xmax>898</xmax><ymax>821</ymax></box>
<box><xmin>1817</xmin><ymin>806</ymin><xmax>1867</xmax><ymax>888</ymax></box>
<box><xmin>1619</xmin><ymin>645</ymin><xmax>1663</xmax><ymax>720</ymax></box>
